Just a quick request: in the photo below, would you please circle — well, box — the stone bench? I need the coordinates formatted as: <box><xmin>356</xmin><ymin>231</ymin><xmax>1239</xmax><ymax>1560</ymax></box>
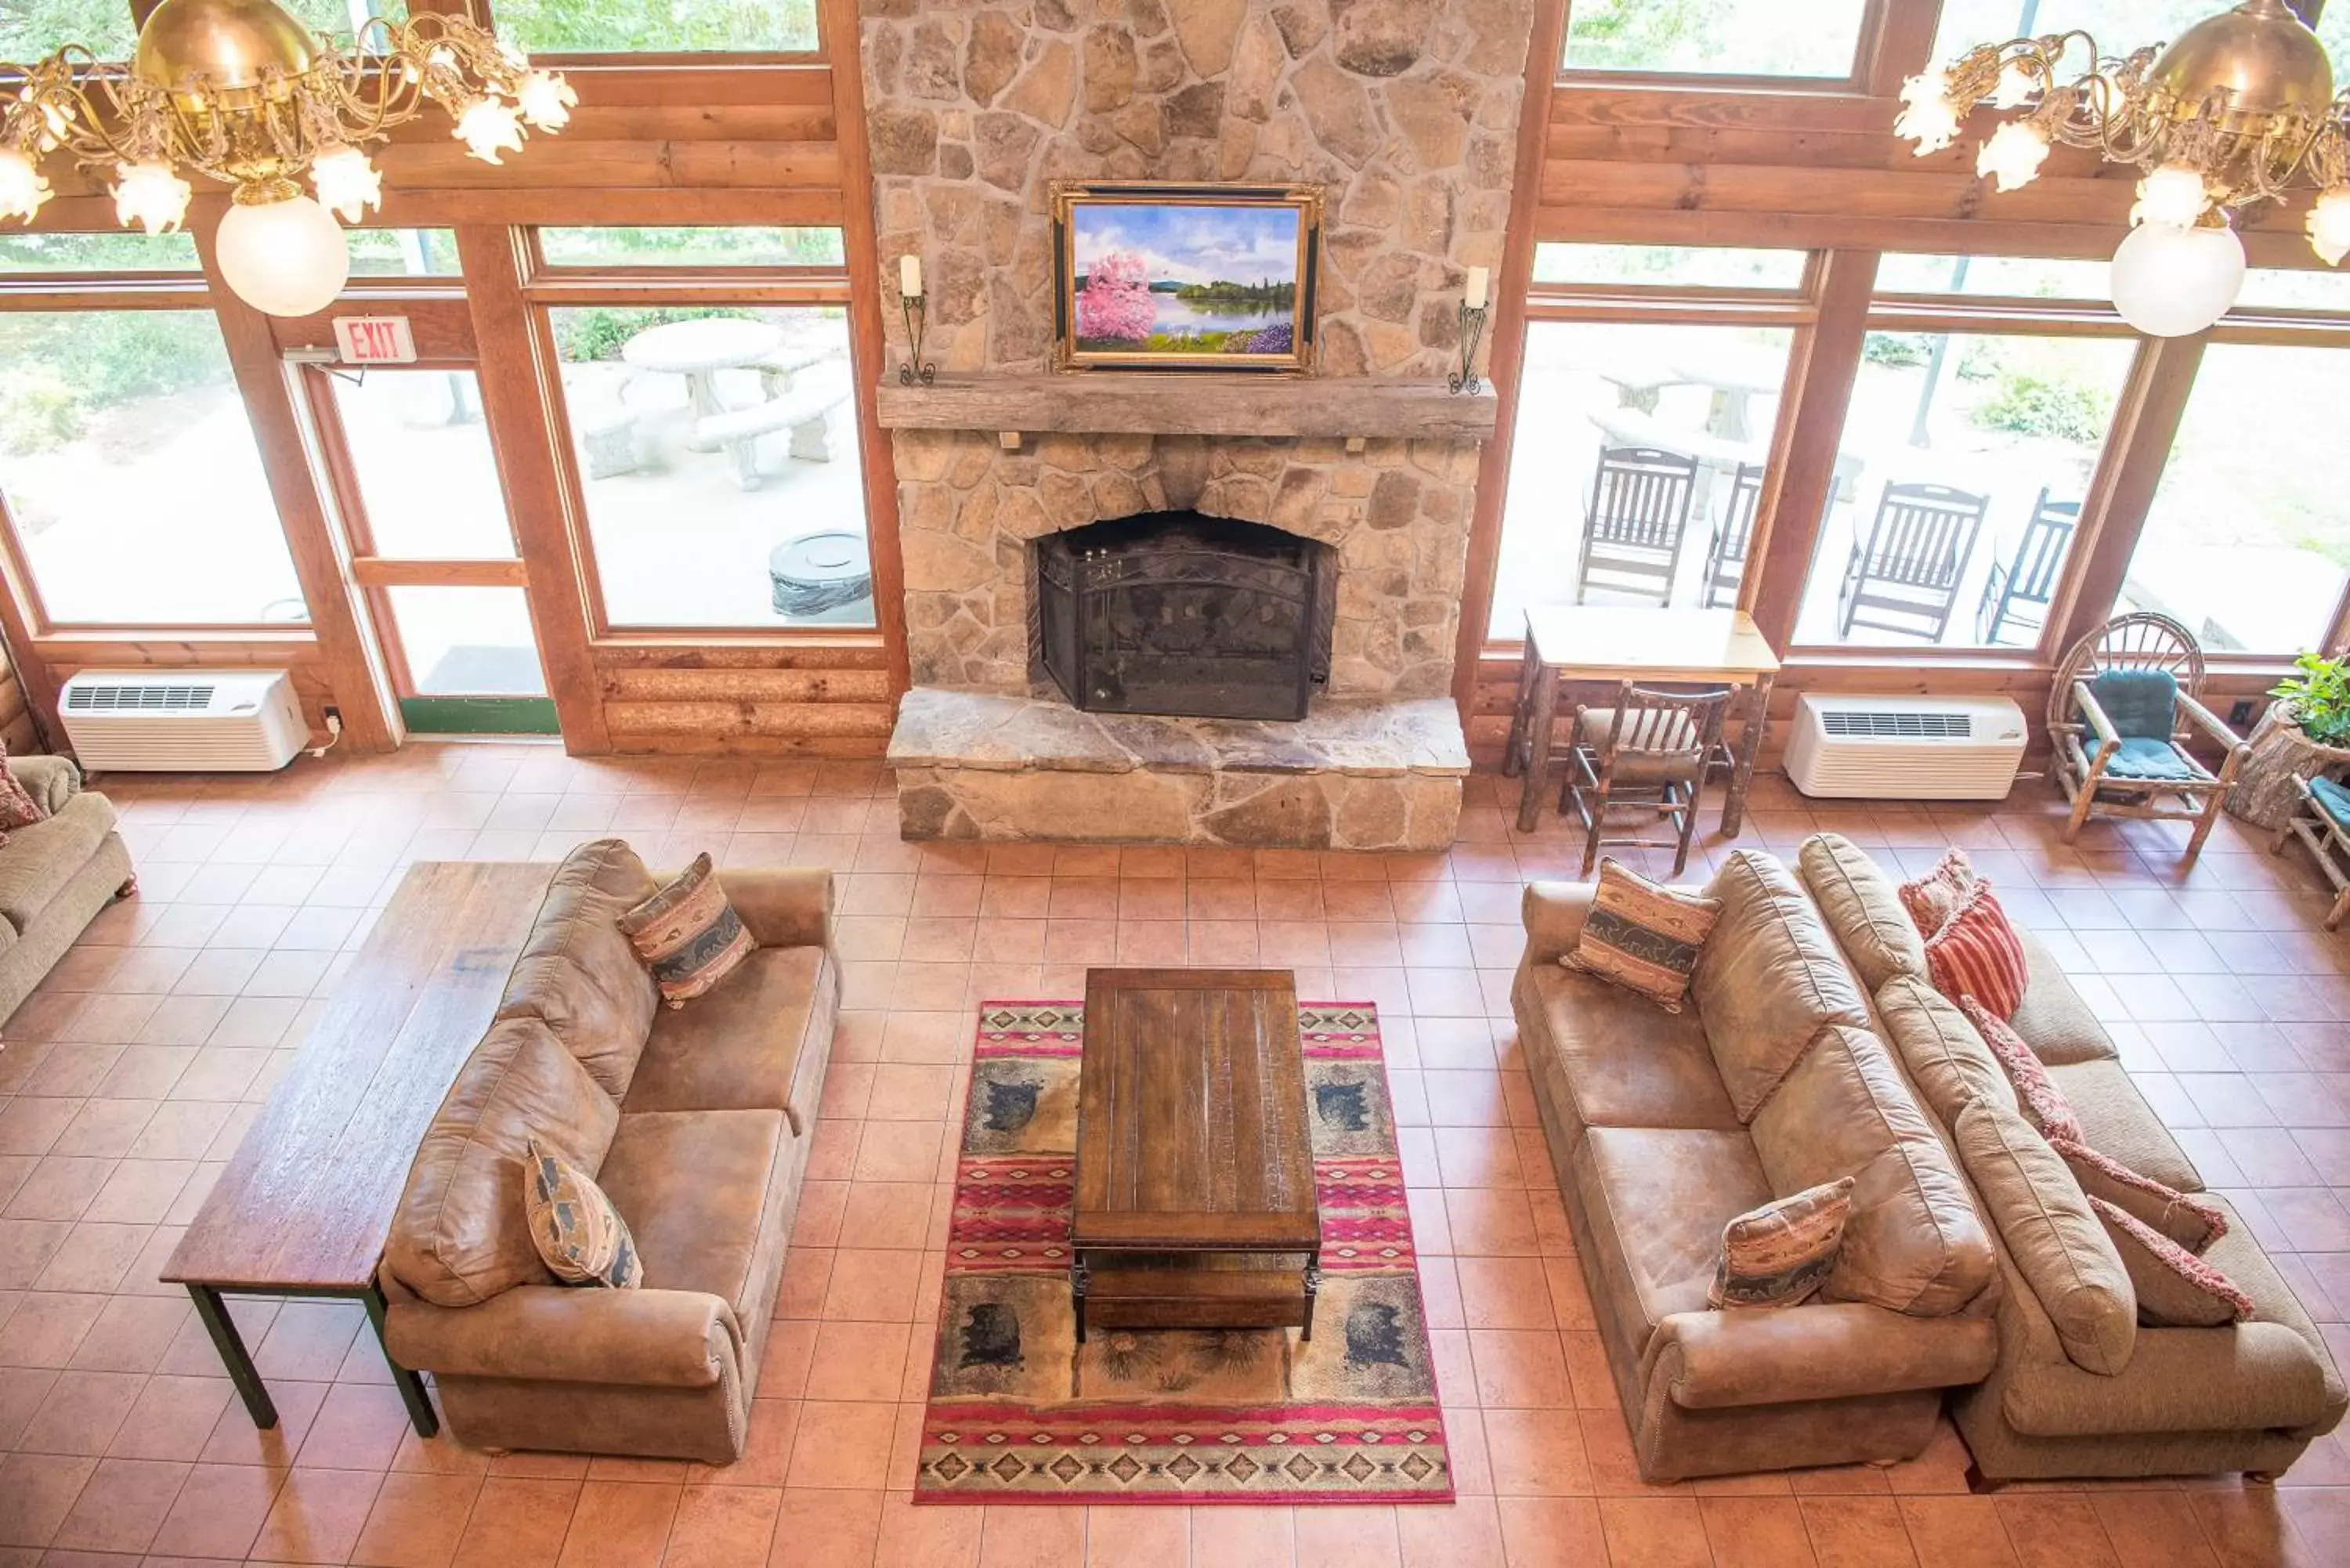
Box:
<box><xmin>694</xmin><ymin>359</ymin><xmax>851</xmax><ymax>488</ymax></box>
<box><xmin>885</xmin><ymin>688</ymin><xmax>1470</xmax><ymax>850</ymax></box>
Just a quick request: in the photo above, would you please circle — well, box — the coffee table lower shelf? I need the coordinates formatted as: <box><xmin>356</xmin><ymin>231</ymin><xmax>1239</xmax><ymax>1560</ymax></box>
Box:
<box><xmin>1071</xmin><ymin>1248</ymin><xmax>1321</xmax><ymax>1341</ymax></box>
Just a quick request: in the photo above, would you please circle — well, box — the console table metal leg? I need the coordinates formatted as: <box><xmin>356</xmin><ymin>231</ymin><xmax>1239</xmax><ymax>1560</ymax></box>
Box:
<box><xmin>1072</xmin><ymin>1253</ymin><xmax>1090</xmax><ymax>1345</ymax></box>
<box><xmin>187</xmin><ymin>1284</ymin><xmax>277</xmax><ymax>1430</ymax></box>
<box><xmin>363</xmin><ymin>1285</ymin><xmax>440</xmax><ymax>1438</ymax></box>
<box><xmin>1302</xmin><ymin>1250</ymin><xmax>1321</xmax><ymax>1343</ymax></box>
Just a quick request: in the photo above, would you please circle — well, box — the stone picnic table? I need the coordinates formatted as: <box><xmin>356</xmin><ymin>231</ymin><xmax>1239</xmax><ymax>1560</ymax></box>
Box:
<box><xmin>621</xmin><ymin>316</ymin><xmax>787</xmax><ymax>446</ymax></box>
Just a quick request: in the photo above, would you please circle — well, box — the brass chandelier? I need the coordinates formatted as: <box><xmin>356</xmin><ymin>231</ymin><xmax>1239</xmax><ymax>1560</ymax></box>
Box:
<box><xmin>1896</xmin><ymin>0</ymin><xmax>2349</xmax><ymax>334</ymax></box>
<box><xmin>0</xmin><ymin>0</ymin><xmax>575</xmax><ymax>315</ymax></box>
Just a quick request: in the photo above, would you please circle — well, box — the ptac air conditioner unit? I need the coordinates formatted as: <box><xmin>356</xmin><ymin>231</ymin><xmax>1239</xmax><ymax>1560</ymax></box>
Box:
<box><xmin>1785</xmin><ymin>694</ymin><xmax>2026</xmax><ymax>801</ymax></box>
<box><xmin>57</xmin><ymin>670</ymin><xmax>306</xmax><ymax>773</ymax></box>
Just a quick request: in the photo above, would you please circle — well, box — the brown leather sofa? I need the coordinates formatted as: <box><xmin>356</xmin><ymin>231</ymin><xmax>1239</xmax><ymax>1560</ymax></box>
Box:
<box><xmin>1795</xmin><ymin>832</ymin><xmax>2348</xmax><ymax>1483</ymax></box>
<box><xmin>1513</xmin><ymin>850</ymin><xmax>2001</xmax><ymax>1483</ymax></box>
<box><xmin>380</xmin><ymin>838</ymin><xmax>838</xmax><ymax>1463</ymax></box>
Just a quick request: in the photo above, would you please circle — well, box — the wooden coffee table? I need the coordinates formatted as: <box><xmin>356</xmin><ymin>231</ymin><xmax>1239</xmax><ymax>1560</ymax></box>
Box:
<box><xmin>1071</xmin><ymin>967</ymin><xmax>1321</xmax><ymax>1342</ymax></box>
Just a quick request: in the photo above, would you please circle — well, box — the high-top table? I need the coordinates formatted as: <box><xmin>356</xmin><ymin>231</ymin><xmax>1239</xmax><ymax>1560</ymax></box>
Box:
<box><xmin>1502</xmin><ymin>605</ymin><xmax>1782</xmax><ymax>836</ymax></box>
<box><xmin>161</xmin><ymin>861</ymin><xmax>551</xmax><ymax>1438</ymax></box>
<box><xmin>1070</xmin><ymin>967</ymin><xmax>1321</xmax><ymax>1342</ymax></box>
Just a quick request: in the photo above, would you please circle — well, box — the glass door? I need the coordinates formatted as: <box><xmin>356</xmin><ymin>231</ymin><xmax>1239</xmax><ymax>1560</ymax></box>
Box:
<box><xmin>302</xmin><ymin>363</ymin><xmax>559</xmax><ymax>734</ymax></box>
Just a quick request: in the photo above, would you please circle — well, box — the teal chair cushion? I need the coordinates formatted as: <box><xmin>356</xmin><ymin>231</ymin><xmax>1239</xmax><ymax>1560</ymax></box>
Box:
<box><xmin>2103</xmin><ymin>736</ymin><xmax>2195</xmax><ymax>782</ymax></box>
<box><xmin>2089</xmin><ymin>668</ymin><xmax>2179</xmax><ymax>741</ymax></box>
<box><xmin>2311</xmin><ymin>774</ymin><xmax>2350</xmax><ymax>829</ymax></box>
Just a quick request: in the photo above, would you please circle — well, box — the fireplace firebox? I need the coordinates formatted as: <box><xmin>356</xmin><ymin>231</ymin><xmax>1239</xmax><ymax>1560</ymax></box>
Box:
<box><xmin>1032</xmin><ymin>511</ymin><xmax>1336</xmax><ymax>722</ymax></box>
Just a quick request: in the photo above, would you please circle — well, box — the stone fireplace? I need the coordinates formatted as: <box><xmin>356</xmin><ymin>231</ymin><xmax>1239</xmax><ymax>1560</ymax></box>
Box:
<box><xmin>864</xmin><ymin>0</ymin><xmax>1538</xmax><ymax>847</ymax></box>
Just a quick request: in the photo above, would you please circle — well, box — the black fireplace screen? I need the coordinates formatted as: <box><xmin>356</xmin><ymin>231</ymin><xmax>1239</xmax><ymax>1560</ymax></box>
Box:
<box><xmin>1031</xmin><ymin>511</ymin><xmax>1336</xmax><ymax>722</ymax></box>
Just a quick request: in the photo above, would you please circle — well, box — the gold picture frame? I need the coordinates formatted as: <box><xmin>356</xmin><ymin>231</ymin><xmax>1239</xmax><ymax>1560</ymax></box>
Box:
<box><xmin>1050</xmin><ymin>181</ymin><xmax>1322</xmax><ymax>374</ymax></box>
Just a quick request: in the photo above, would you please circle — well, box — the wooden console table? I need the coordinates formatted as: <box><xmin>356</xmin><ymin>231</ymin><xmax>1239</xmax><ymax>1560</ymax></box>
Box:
<box><xmin>1503</xmin><ymin>606</ymin><xmax>1782</xmax><ymax>836</ymax></box>
<box><xmin>1071</xmin><ymin>968</ymin><xmax>1321</xmax><ymax>1341</ymax></box>
<box><xmin>161</xmin><ymin>861</ymin><xmax>551</xmax><ymax>1438</ymax></box>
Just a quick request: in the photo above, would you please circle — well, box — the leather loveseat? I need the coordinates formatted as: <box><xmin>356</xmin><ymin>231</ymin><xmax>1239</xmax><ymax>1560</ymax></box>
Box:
<box><xmin>1512</xmin><ymin>849</ymin><xmax>2001</xmax><ymax>1482</ymax></box>
<box><xmin>380</xmin><ymin>838</ymin><xmax>838</xmax><ymax>1463</ymax></box>
<box><xmin>1795</xmin><ymin>831</ymin><xmax>2348</xmax><ymax>1483</ymax></box>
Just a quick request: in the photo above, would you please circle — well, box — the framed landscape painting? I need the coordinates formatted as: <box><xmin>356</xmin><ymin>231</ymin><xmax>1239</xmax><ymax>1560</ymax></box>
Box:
<box><xmin>1051</xmin><ymin>182</ymin><xmax>1321</xmax><ymax>374</ymax></box>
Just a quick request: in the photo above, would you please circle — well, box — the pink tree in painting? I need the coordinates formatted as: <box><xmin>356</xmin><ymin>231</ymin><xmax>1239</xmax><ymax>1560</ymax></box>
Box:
<box><xmin>1076</xmin><ymin>251</ymin><xmax>1155</xmax><ymax>342</ymax></box>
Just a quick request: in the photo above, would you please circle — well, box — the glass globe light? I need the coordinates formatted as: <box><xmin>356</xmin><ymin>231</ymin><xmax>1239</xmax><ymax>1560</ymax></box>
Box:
<box><xmin>2110</xmin><ymin>221</ymin><xmax>2245</xmax><ymax>337</ymax></box>
<box><xmin>216</xmin><ymin>192</ymin><xmax>349</xmax><ymax>317</ymax></box>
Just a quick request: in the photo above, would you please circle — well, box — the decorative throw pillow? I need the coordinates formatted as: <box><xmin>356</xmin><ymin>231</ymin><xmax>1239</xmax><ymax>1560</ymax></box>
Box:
<box><xmin>1923</xmin><ymin>880</ymin><xmax>2029</xmax><ymax>1019</ymax></box>
<box><xmin>0</xmin><ymin>741</ymin><xmax>46</xmax><ymax>837</ymax></box>
<box><xmin>1561</xmin><ymin>858</ymin><xmax>1722</xmax><ymax>1013</ymax></box>
<box><xmin>1709</xmin><ymin>1176</ymin><xmax>1855</xmax><ymax>1309</ymax></box>
<box><xmin>618</xmin><ymin>852</ymin><xmax>757</xmax><ymax>1008</ymax></box>
<box><xmin>1897</xmin><ymin>846</ymin><xmax>1977</xmax><ymax>938</ymax></box>
<box><xmin>2048</xmin><ymin>1136</ymin><xmax>2228</xmax><ymax>1252</ymax></box>
<box><xmin>1958</xmin><ymin>995</ymin><xmax>2084</xmax><ymax>1144</ymax></box>
<box><xmin>522</xmin><ymin>1139</ymin><xmax>642</xmax><ymax>1289</ymax></box>
<box><xmin>2086</xmin><ymin>1195</ymin><xmax>2253</xmax><ymax>1328</ymax></box>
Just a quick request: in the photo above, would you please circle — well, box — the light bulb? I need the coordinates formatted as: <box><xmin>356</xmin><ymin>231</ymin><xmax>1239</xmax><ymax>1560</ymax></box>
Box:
<box><xmin>2309</xmin><ymin>187</ymin><xmax>2350</xmax><ymax>266</ymax></box>
<box><xmin>1976</xmin><ymin>120</ymin><xmax>2051</xmax><ymax>192</ymax></box>
<box><xmin>2132</xmin><ymin>163</ymin><xmax>2212</xmax><ymax>229</ymax></box>
<box><xmin>2110</xmin><ymin>221</ymin><xmax>2245</xmax><ymax>338</ymax></box>
<box><xmin>515</xmin><ymin>70</ymin><xmax>576</xmax><ymax>132</ymax></box>
<box><xmin>309</xmin><ymin>144</ymin><xmax>381</xmax><ymax>223</ymax></box>
<box><xmin>1896</xmin><ymin>71</ymin><xmax>1962</xmax><ymax>155</ymax></box>
<box><xmin>455</xmin><ymin>96</ymin><xmax>526</xmax><ymax>164</ymax></box>
<box><xmin>1990</xmin><ymin>60</ymin><xmax>2035</xmax><ymax>110</ymax></box>
<box><xmin>38</xmin><ymin>101</ymin><xmax>70</xmax><ymax>150</ymax></box>
<box><xmin>0</xmin><ymin>147</ymin><xmax>52</xmax><ymax>223</ymax></box>
<box><xmin>215</xmin><ymin>192</ymin><xmax>349</xmax><ymax>316</ymax></box>
<box><xmin>111</xmin><ymin>160</ymin><xmax>191</xmax><ymax>234</ymax></box>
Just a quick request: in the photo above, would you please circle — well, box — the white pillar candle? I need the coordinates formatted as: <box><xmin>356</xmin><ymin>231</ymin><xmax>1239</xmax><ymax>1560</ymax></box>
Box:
<box><xmin>1464</xmin><ymin>266</ymin><xmax>1489</xmax><ymax>311</ymax></box>
<box><xmin>900</xmin><ymin>254</ymin><xmax>923</xmax><ymax>297</ymax></box>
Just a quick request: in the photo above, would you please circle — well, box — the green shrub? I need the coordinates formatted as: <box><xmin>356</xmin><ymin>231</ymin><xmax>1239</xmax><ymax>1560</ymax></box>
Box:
<box><xmin>1865</xmin><ymin>334</ymin><xmax>1933</xmax><ymax>368</ymax></box>
<box><xmin>1970</xmin><ymin>370</ymin><xmax>2113</xmax><ymax>445</ymax></box>
<box><xmin>552</xmin><ymin>306</ymin><xmax>758</xmax><ymax>362</ymax></box>
<box><xmin>0</xmin><ymin>367</ymin><xmax>82</xmax><ymax>453</ymax></box>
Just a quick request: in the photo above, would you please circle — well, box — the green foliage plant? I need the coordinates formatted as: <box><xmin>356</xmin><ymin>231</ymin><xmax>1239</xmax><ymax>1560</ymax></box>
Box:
<box><xmin>2272</xmin><ymin>652</ymin><xmax>2350</xmax><ymax>747</ymax></box>
<box><xmin>1970</xmin><ymin>369</ymin><xmax>2116</xmax><ymax>445</ymax></box>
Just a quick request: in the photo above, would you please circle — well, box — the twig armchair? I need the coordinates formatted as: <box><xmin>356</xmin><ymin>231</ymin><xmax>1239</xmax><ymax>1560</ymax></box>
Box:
<box><xmin>2048</xmin><ymin>612</ymin><xmax>2247</xmax><ymax>864</ymax></box>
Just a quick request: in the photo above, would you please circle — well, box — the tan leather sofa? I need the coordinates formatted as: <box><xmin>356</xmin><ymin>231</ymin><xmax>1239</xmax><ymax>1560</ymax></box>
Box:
<box><xmin>0</xmin><ymin>755</ymin><xmax>135</xmax><ymax>1031</ymax></box>
<box><xmin>1512</xmin><ymin>850</ymin><xmax>2001</xmax><ymax>1483</ymax></box>
<box><xmin>1795</xmin><ymin>832</ymin><xmax>2348</xmax><ymax>1483</ymax></box>
<box><xmin>380</xmin><ymin>838</ymin><xmax>837</xmax><ymax>1463</ymax></box>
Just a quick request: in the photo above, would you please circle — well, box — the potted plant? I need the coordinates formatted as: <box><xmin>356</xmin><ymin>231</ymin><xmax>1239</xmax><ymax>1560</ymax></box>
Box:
<box><xmin>2226</xmin><ymin>651</ymin><xmax>2350</xmax><ymax>829</ymax></box>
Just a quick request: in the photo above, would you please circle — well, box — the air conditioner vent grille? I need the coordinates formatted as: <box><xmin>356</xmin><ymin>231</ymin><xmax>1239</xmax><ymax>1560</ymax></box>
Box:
<box><xmin>66</xmin><ymin>684</ymin><xmax>216</xmax><ymax>713</ymax></box>
<box><xmin>1821</xmin><ymin>710</ymin><xmax>1972</xmax><ymax>739</ymax></box>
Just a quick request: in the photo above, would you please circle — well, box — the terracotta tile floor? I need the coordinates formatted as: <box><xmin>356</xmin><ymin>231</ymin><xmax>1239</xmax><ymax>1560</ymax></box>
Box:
<box><xmin>1</xmin><ymin>742</ymin><xmax>2347</xmax><ymax>1567</ymax></box>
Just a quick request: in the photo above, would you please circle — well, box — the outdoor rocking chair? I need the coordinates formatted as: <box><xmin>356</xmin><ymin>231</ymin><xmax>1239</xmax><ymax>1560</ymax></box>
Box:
<box><xmin>1574</xmin><ymin>444</ymin><xmax>1700</xmax><ymax>607</ymax></box>
<box><xmin>2048</xmin><ymin>611</ymin><xmax>2247</xmax><ymax>865</ymax></box>
<box><xmin>1976</xmin><ymin>489</ymin><xmax>2080</xmax><ymax>647</ymax></box>
<box><xmin>1561</xmin><ymin>681</ymin><xmax>1734</xmax><ymax>877</ymax></box>
<box><xmin>1698</xmin><ymin>462</ymin><xmax>1763</xmax><ymax>610</ymax></box>
<box><xmin>1835</xmin><ymin>481</ymin><xmax>1990</xmax><ymax>642</ymax></box>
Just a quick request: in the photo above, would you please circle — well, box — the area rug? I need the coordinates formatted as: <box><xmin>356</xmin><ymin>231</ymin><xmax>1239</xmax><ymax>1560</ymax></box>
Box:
<box><xmin>913</xmin><ymin>999</ymin><xmax>1452</xmax><ymax>1505</ymax></box>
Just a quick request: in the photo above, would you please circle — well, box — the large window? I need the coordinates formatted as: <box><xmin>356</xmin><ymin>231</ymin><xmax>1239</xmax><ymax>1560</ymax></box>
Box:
<box><xmin>1933</xmin><ymin>2</ymin><xmax>2350</xmax><ymax>70</ymax></box>
<box><xmin>538</xmin><ymin>227</ymin><xmax>844</xmax><ymax>269</ymax></box>
<box><xmin>2110</xmin><ymin>344</ymin><xmax>2350</xmax><ymax>656</ymax></box>
<box><xmin>1</xmin><ymin>0</ymin><xmax>138</xmax><ymax>59</ymax></box>
<box><xmin>1793</xmin><ymin>327</ymin><xmax>2133</xmax><ymax>649</ymax></box>
<box><xmin>490</xmin><ymin>0</ymin><xmax>819</xmax><ymax>53</ymax></box>
<box><xmin>0</xmin><ymin>310</ymin><xmax>307</xmax><ymax>625</ymax></box>
<box><xmin>0</xmin><ymin>233</ymin><xmax>200</xmax><ymax>271</ymax></box>
<box><xmin>1564</xmin><ymin>0</ymin><xmax>1869</xmax><ymax>78</ymax></box>
<box><xmin>1494</xmin><ymin>320</ymin><xmax>1795</xmax><ymax>637</ymax></box>
<box><xmin>1532</xmin><ymin>244</ymin><xmax>1809</xmax><ymax>291</ymax></box>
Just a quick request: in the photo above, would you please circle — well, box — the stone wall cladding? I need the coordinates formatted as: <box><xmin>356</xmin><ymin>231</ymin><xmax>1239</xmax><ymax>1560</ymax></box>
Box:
<box><xmin>862</xmin><ymin>0</ymin><xmax>1539</xmax><ymax>699</ymax></box>
<box><xmin>897</xmin><ymin>427</ymin><xmax>1477</xmax><ymax>695</ymax></box>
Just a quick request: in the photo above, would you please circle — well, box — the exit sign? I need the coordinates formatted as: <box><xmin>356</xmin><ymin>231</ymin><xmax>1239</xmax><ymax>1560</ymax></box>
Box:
<box><xmin>333</xmin><ymin>316</ymin><xmax>418</xmax><ymax>365</ymax></box>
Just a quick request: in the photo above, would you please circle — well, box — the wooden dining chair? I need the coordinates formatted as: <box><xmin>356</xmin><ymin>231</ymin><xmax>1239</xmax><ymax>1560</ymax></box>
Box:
<box><xmin>2047</xmin><ymin>611</ymin><xmax>2247</xmax><ymax>865</ymax></box>
<box><xmin>1976</xmin><ymin>490</ymin><xmax>2081</xmax><ymax>646</ymax></box>
<box><xmin>1835</xmin><ymin>481</ymin><xmax>1991</xmax><ymax>642</ymax></box>
<box><xmin>1561</xmin><ymin>681</ymin><xmax>1735</xmax><ymax>876</ymax></box>
<box><xmin>1698</xmin><ymin>462</ymin><xmax>1763</xmax><ymax>610</ymax></box>
<box><xmin>1574</xmin><ymin>444</ymin><xmax>1701</xmax><ymax>608</ymax></box>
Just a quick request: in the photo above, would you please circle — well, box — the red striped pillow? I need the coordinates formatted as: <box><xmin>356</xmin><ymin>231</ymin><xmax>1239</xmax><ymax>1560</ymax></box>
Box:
<box><xmin>1924</xmin><ymin>881</ymin><xmax>2028</xmax><ymax>1021</ymax></box>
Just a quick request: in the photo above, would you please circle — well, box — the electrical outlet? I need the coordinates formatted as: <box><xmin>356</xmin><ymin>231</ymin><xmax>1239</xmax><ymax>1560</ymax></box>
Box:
<box><xmin>324</xmin><ymin>705</ymin><xmax>342</xmax><ymax>726</ymax></box>
<box><xmin>2230</xmin><ymin>699</ymin><xmax>2256</xmax><ymax>727</ymax></box>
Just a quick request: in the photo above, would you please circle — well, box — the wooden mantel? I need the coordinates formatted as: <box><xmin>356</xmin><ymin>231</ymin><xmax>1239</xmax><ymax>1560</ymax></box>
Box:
<box><xmin>872</xmin><ymin>373</ymin><xmax>1500</xmax><ymax>443</ymax></box>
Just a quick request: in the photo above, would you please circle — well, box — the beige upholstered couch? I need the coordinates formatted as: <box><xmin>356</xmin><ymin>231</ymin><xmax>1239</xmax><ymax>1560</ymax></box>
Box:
<box><xmin>380</xmin><ymin>839</ymin><xmax>838</xmax><ymax>1463</ymax></box>
<box><xmin>1794</xmin><ymin>832</ymin><xmax>2348</xmax><ymax>1483</ymax></box>
<box><xmin>0</xmin><ymin>755</ymin><xmax>135</xmax><ymax>1031</ymax></box>
<box><xmin>1513</xmin><ymin>850</ymin><xmax>2001</xmax><ymax>1483</ymax></box>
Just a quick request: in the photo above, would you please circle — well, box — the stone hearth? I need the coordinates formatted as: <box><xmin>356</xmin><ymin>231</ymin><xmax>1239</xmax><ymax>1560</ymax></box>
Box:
<box><xmin>888</xmin><ymin>688</ymin><xmax>1468</xmax><ymax>848</ymax></box>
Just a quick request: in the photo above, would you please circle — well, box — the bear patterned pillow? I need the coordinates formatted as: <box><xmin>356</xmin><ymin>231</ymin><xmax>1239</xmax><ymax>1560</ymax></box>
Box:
<box><xmin>1561</xmin><ymin>858</ymin><xmax>1723</xmax><ymax>1013</ymax></box>
<box><xmin>522</xmin><ymin>1140</ymin><xmax>642</xmax><ymax>1290</ymax></box>
<box><xmin>618</xmin><ymin>851</ymin><xmax>757</xmax><ymax>1007</ymax></box>
<box><xmin>1710</xmin><ymin>1177</ymin><xmax>1855</xmax><ymax>1309</ymax></box>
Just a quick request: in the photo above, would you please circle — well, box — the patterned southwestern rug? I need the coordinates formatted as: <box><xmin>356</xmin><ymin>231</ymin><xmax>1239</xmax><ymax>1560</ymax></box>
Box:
<box><xmin>913</xmin><ymin>999</ymin><xmax>1452</xmax><ymax>1506</ymax></box>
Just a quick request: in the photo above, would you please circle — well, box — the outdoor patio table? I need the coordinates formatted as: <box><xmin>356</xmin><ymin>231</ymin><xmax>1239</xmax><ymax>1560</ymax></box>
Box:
<box><xmin>622</xmin><ymin>317</ymin><xmax>788</xmax><ymax>445</ymax></box>
<box><xmin>1669</xmin><ymin>347</ymin><xmax>1784</xmax><ymax>441</ymax></box>
<box><xmin>1502</xmin><ymin>605</ymin><xmax>1781</xmax><ymax>836</ymax></box>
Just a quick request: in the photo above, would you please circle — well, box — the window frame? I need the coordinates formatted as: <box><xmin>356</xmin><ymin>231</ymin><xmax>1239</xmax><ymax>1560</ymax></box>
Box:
<box><xmin>473</xmin><ymin>0</ymin><xmax>827</xmax><ymax>67</ymax></box>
